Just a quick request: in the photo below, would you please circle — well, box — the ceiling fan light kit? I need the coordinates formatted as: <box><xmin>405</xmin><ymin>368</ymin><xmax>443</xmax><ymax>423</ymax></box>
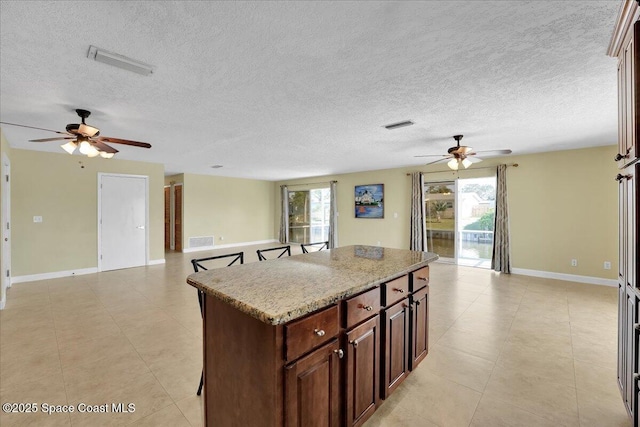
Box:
<box><xmin>414</xmin><ymin>134</ymin><xmax>512</xmax><ymax>170</ymax></box>
<box><xmin>0</xmin><ymin>109</ymin><xmax>152</xmax><ymax>160</ymax></box>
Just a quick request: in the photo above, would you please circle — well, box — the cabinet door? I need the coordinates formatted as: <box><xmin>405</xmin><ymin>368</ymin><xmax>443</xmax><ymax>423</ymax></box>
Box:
<box><xmin>626</xmin><ymin>166</ymin><xmax>637</xmax><ymax>290</ymax></box>
<box><xmin>345</xmin><ymin>316</ymin><xmax>380</xmax><ymax>427</ymax></box>
<box><xmin>625</xmin><ymin>35</ymin><xmax>634</xmax><ymax>163</ymax></box>
<box><xmin>285</xmin><ymin>339</ymin><xmax>341</xmax><ymax>427</ymax></box>
<box><xmin>410</xmin><ymin>286</ymin><xmax>429</xmax><ymax>370</ymax></box>
<box><xmin>619</xmin><ymin>47</ymin><xmax>627</xmax><ymax>167</ymax></box>
<box><xmin>381</xmin><ymin>299</ymin><xmax>409</xmax><ymax>399</ymax></box>
<box><xmin>626</xmin><ymin>293</ymin><xmax>638</xmax><ymax>418</ymax></box>
<box><xmin>620</xmin><ymin>281</ymin><xmax>628</xmax><ymax>394</ymax></box>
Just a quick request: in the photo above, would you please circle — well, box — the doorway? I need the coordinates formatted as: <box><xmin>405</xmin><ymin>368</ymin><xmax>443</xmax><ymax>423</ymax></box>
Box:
<box><xmin>164</xmin><ymin>183</ymin><xmax>182</xmax><ymax>251</ymax></box>
<box><xmin>425</xmin><ymin>177</ymin><xmax>496</xmax><ymax>267</ymax></box>
<box><xmin>99</xmin><ymin>173</ymin><xmax>148</xmax><ymax>271</ymax></box>
<box><xmin>287</xmin><ymin>187</ymin><xmax>331</xmax><ymax>244</ymax></box>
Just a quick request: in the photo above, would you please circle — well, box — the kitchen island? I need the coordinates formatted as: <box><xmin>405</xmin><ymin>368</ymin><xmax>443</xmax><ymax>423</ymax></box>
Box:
<box><xmin>187</xmin><ymin>245</ymin><xmax>438</xmax><ymax>427</ymax></box>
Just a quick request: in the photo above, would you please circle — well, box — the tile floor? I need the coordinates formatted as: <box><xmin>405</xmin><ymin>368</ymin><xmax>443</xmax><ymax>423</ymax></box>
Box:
<box><xmin>0</xmin><ymin>243</ymin><xmax>631</xmax><ymax>426</ymax></box>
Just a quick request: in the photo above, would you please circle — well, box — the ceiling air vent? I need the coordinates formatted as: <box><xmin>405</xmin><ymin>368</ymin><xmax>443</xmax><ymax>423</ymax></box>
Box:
<box><xmin>384</xmin><ymin>120</ymin><xmax>414</xmax><ymax>130</ymax></box>
<box><xmin>87</xmin><ymin>45</ymin><xmax>154</xmax><ymax>76</ymax></box>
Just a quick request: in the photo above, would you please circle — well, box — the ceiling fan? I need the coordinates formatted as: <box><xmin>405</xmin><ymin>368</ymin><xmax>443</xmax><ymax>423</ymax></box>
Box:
<box><xmin>0</xmin><ymin>109</ymin><xmax>151</xmax><ymax>159</ymax></box>
<box><xmin>414</xmin><ymin>135</ymin><xmax>512</xmax><ymax>170</ymax></box>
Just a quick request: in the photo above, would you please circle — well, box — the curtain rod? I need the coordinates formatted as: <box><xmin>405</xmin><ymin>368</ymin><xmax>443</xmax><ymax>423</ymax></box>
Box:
<box><xmin>283</xmin><ymin>180</ymin><xmax>337</xmax><ymax>188</ymax></box>
<box><xmin>406</xmin><ymin>163</ymin><xmax>519</xmax><ymax>176</ymax></box>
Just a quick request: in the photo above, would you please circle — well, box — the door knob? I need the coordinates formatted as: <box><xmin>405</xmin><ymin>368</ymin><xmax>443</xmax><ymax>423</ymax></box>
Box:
<box><xmin>136</xmin><ymin>225</ymin><xmax>145</xmax><ymax>230</ymax></box>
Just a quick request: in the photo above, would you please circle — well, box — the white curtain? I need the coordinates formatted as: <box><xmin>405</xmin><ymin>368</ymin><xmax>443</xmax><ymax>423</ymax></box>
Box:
<box><xmin>409</xmin><ymin>172</ymin><xmax>427</xmax><ymax>251</ymax></box>
<box><xmin>491</xmin><ymin>164</ymin><xmax>511</xmax><ymax>273</ymax></box>
<box><xmin>279</xmin><ymin>185</ymin><xmax>289</xmax><ymax>244</ymax></box>
<box><xmin>328</xmin><ymin>181</ymin><xmax>338</xmax><ymax>248</ymax></box>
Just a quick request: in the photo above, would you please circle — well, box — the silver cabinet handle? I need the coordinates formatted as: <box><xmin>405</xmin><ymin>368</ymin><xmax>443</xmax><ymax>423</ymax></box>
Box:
<box><xmin>350</xmin><ymin>339</ymin><xmax>359</xmax><ymax>348</ymax></box>
<box><xmin>314</xmin><ymin>329</ymin><xmax>325</xmax><ymax>337</ymax></box>
<box><xmin>393</xmin><ymin>288</ymin><xmax>405</xmax><ymax>293</ymax></box>
<box><xmin>333</xmin><ymin>349</ymin><xmax>344</xmax><ymax>359</ymax></box>
<box><xmin>417</xmin><ymin>277</ymin><xmax>428</xmax><ymax>281</ymax></box>
<box><xmin>362</xmin><ymin>305</ymin><xmax>373</xmax><ymax>311</ymax></box>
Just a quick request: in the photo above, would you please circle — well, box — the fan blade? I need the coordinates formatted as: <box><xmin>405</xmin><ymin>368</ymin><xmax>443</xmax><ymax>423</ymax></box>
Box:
<box><xmin>92</xmin><ymin>141</ymin><xmax>119</xmax><ymax>154</ymax></box>
<box><xmin>423</xmin><ymin>156</ymin><xmax>452</xmax><ymax>166</ymax></box>
<box><xmin>0</xmin><ymin>121</ymin><xmax>71</xmax><ymax>135</ymax></box>
<box><xmin>95</xmin><ymin>136</ymin><xmax>151</xmax><ymax>148</ymax></box>
<box><xmin>29</xmin><ymin>137</ymin><xmax>75</xmax><ymax>142</ymax></box>
<box><xmin>469</xmin><ymin>149</ymin><xmax>512</xmax><ymax>155</ymax></box>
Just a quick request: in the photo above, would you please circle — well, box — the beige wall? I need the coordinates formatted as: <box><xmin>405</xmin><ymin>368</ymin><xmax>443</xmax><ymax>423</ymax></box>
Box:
<box><xmin>181</xmin><ymin>173</ymin><xmax>275</xmax><ymax>249</ymax></box>
<box><xmin>11</xmin><ymin>149</ymin><xmax>165</xmax><ymax>276</ymax></box>
<box><xmin>276</xmin><ymin>145</ymin><xmax>619</xmax><ymax>280</ymax></box>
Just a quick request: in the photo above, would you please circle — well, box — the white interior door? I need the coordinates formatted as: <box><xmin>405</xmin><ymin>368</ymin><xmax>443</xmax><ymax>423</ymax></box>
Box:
<box><xmin>99</xmin><ymin>174</ymin><xmax>147</xmax><ymax>271</ymax></box>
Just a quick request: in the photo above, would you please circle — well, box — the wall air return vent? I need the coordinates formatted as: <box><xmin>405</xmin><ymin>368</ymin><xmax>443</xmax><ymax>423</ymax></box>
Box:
<box><xmin>189</xmin><ymin>236</ymin><xmax>214</xmax><ymax>249</ymax></box>
<box><xmin>384</xmin><ymin>120</ymin><xmax>414</xmax><ymax>130</ymax></box>
<box><xmin>87</xmin><ymin>45</ymin><xmax>154</xmax><ymax>76</ymax></box>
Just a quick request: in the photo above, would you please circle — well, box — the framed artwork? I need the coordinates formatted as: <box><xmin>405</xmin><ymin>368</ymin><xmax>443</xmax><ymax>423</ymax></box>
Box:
<box><xmin>355</xmin><ymin>184</ymin><xmax>384</xmax><ymax>218</ymax></box>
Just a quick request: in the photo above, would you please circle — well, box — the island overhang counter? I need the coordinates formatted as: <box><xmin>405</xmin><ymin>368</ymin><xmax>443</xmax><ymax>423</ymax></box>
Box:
<box><xmin>187</xmin><ymin>245</ymin><xmax>438</xmax><ymax>427</ymax></box>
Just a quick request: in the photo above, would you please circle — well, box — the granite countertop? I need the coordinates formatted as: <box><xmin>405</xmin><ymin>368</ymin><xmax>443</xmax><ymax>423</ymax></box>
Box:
<box><xmin>187</xmin><ymin>245</ymin><xmax>438</xmax><ymax>326</ymax></box>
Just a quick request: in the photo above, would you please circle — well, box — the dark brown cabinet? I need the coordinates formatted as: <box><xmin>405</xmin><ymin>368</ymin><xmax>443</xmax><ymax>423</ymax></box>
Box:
<box><xmin>410</xmin><ymin>285</ymin><xmax>429</xmax><ymax>370</ymax></box>
<box><xmin>285</xmin><ymin>339</ymin><xmax>342</xmax><ymax>427</ymax></box>
<box><xmin>345</xmin><ymin>316</ymin><xmax>380</xmax><ymax>427</ymax></box>
<box><xmin>616</xmin><ymin>21</ymin><xmax>639</xmax><ymax>167</ymax></box>
<box><xmin>620</xmin><ymin>280</ymin><xmax>628</xmax><ymax>392</ymax></box>
<box><xmin>197</xmin><ymin>261</ymin><xmax>432</xmax><ymax>427</ymax></box>
<box><xmin>625</xmin><ymin>293</ymin><xmax>638</xmax><ymax>420</ymax></box>
<box><xmin>381</xmin><ymin>298</ymin><xmax>410</xmax><ymax>399</ymax></box>
<box><xmin>610</xmin><ymin>5</ymin><xmax>640</xmax><ymax>425</ymax></box>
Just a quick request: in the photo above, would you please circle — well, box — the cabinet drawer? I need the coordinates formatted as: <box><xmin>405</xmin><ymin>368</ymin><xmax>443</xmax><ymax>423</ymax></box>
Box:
<box><xmin>345</xmin><ymin>287</ymin><xmax>381</xmax><ymax>329</ymax></box>
<box><xmin>285</xmin><ymin>305</ymin><xmax>339</xmax><ymax>362</ymax></box>
<box><xmin>382</xmin><ymin>275</ymin><xmax>409</xmax><ymax>307</ymax></box>
<box><xmin>410</xmin><ymin>266</ymin><xmax>429</xmax><ymax>292</ymax></box>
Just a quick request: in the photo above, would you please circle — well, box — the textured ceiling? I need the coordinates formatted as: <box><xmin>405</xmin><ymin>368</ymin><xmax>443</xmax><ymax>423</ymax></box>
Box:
<box><xmin>0</xmin><ymin>1</ymin><xmax>621</xmax><ymax>180</ymax></box>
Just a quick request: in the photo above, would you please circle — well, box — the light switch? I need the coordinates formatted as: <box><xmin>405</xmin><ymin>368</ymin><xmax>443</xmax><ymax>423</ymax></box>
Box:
<box><xmin>33</xmin><ymin>216</ymin><xmax>43</xmax><ymax>223</ymax></box>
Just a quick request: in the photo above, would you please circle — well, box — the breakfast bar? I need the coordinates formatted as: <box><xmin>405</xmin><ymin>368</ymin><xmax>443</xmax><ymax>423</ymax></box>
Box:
<box><xmin>187</xmin><ymin>245</ymin><xmax>438</xmax><ymax>427</ymax></box>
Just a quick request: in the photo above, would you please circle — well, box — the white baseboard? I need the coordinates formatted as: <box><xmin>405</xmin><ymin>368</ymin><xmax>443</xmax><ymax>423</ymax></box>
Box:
<box><xmin>11</xmin><ymin>267</ymin><xmax>99</xmax><ymax>284</ymax></box>
<box><xmin>182</xmin><ymin>239</ymin><xmax>279</xmax><ymax>253</ymax></box>
<box><xmin>148</xmin><ymin>259</ymin><xmax>166</xmax><ymax>265</ymax></box>
<box><xmin>511</xmin><ymin>268</ymin><xmax>617</xmax><ymax>287</ymax></box>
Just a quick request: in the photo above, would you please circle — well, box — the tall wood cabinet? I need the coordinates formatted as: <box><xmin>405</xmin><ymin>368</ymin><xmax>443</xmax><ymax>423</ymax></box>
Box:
<box><xmin>609</xmin><ymin>2</ymin><xmax>640</xmax><ymax>424</ymax></box>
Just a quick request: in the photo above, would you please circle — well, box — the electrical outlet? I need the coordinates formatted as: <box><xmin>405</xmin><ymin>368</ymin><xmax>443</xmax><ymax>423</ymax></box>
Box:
<box><xmin>33</xmin><ymin>216</ymin><xmax>42</xmax><ymax>223</ymax></box>
<box><xmin>376</xmin><ymin>241</ymin><xmax>381</xmax><ymax>246</ymax></box>
<box><xmin>219</xmin><ymin>236</ymin><xmax>224</xmax><ymax>241</ymax></box>
<box><xmin>604</xmin><ymin>261</ymin><xmax>611</xmax><ymax>270</ymax></box>
<box><xmin>571</xmin><ymin>259</ymin><xmax>578</xmax><ymax>267</ymax></box>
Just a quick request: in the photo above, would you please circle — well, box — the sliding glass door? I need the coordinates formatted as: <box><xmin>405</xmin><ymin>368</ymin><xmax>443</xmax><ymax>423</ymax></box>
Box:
<box><xmin>425</xmin><ymin>182</ymin><xmax>456</xmax><ymax>261</ymax></box>
<box><xmin>457</xmin><ymin>177</ymin><xmax>496</xmax><ymax>267</ymax></box>
<box><xmin>425</xmin><ymin>177</ymin><xmax>496</xmax><ymax>267</ymax></box>
<box><xmin>288</xmin><ymin>188</ymin><xmax>331</xmax><ymax>244</ymax></box>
